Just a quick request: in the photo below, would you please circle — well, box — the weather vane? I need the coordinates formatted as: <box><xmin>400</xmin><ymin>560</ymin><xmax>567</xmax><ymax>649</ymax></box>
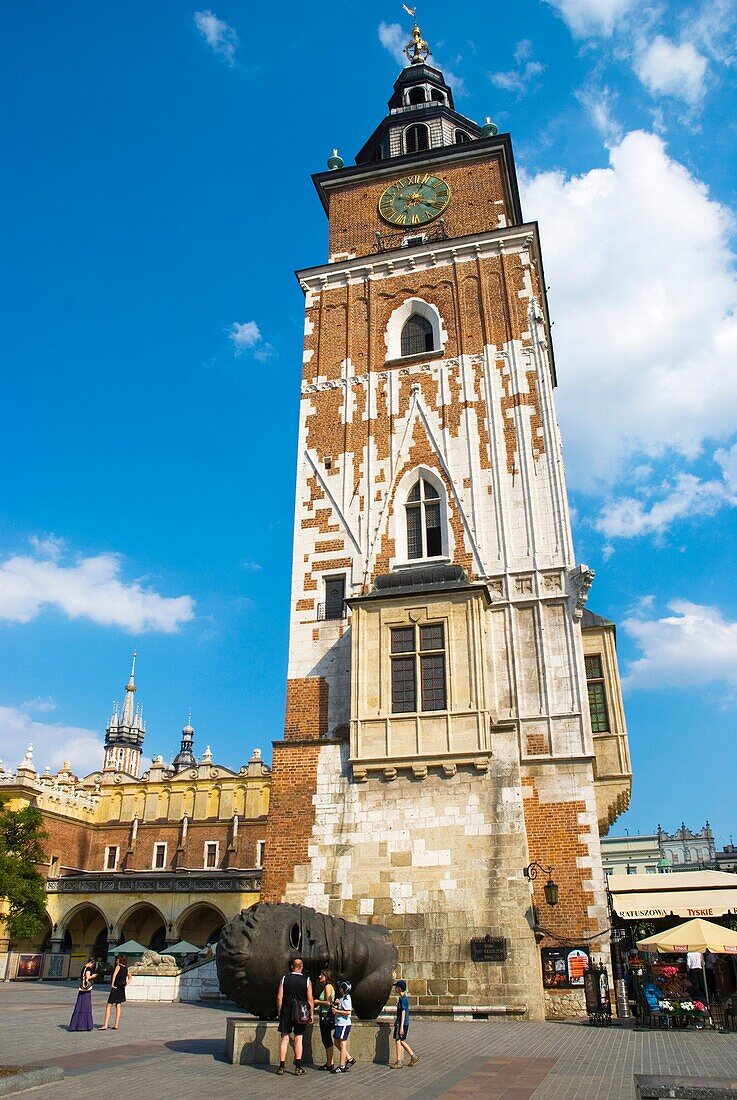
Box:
<box><xmin>402</xmin><ymin>5</ymin><xmax>431</xmax><ymax>65</ymax></box>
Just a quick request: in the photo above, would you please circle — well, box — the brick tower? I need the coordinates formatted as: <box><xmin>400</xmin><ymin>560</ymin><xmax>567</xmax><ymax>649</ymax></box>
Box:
<box><xmin>262</xmin><ymin>21</ymin><xmax>630</xmax><ymax>1020</ymax></box>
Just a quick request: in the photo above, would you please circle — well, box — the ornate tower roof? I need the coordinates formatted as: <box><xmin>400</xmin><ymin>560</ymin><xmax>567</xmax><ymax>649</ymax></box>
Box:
<box><xmin>172</xmin><ymin>712</ymin><xmax>197</xmax><ymax>773</ymax></box>
<box><xmin>354</xmin><ymin>18</ymin><xmax>486</xmax><ymax>166</ymax></box>
<box><xmin>103</xmin><ymin>653</ymin><xmax>145</xmax><ymax>775</ymax></box>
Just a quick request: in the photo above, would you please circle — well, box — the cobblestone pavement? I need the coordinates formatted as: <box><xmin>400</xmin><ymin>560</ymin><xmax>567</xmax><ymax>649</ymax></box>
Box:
<box><xmin>2</xmin><ymin>982</ymin><xmax>736</xmax><ymax>1099</ymax></box>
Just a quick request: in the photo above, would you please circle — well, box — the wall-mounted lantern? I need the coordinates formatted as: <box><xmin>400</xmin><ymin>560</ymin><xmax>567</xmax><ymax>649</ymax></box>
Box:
<box><xmin>523</xmin><ymin>861</ymin><xmax>559</xmax><ymax>907</ymax></box>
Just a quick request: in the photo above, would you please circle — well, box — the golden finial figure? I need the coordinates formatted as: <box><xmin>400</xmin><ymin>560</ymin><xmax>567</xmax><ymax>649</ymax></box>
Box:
<box><xmin>402</xmin><ymin>7</ymin><xmax>431</xmax><ymax>65</ymax></box>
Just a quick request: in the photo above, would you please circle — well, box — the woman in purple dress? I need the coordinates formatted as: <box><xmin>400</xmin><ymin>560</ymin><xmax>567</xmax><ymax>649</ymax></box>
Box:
<box><xmin>69</xmin><ymin>958</ymin><xmax>97</xmax><ymax>1031</ymax></box>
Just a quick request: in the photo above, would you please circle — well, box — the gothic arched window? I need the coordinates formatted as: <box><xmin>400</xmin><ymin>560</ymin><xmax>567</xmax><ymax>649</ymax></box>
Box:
<box><xmin>408</xmin><ymin>87</ymin><xmax>426</xmax><ymax>105</ymax></box>
<box><xmin>406</xmin><ymin>478</ymin><xmax>442</xmax><ymax>559</ymax></box>
<box><xmin>405</xmin><ymin>123</ymin><xmax>430</xmax><ymax>154</ymax></box>
<box><xmin>401</xmin><ymin>314</ymin><xmax>434</xmax><ymax>357</ymax></box>
<box><xmin>455</xmin><ymin>129</ymin><xmax>470</xmax><ymax>143</ymax></box>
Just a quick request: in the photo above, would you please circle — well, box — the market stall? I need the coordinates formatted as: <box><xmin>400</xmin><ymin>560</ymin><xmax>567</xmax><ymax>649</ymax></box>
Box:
<box><xmin>608</xmin><ymin>873</ymin><xmax>737</xmax><ymax>1028</ymax></box>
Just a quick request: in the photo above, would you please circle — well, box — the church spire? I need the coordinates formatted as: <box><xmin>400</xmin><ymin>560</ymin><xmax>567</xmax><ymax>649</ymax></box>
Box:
<box><xmin>120</xmin><ymin>651</ymin><xmax>137</xmax><ymax>727</ymax></box>
<box><xmin>103</xmin><ymin>653</ymin><xmax>145</xmax><ymax>777</ymax></box>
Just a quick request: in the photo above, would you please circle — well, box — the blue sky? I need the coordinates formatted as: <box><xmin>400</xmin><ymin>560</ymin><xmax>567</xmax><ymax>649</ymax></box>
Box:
<box><xmin>1</xmin><ymin>1</ymin><xmax>736</xmax><ymax>844</ymax></box>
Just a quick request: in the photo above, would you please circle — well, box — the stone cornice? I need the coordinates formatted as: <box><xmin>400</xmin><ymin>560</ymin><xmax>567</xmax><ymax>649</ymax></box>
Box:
<box><xmin>295</xmin><ymin>223</ymin><xmax>541</xmax><ymax>293</ymax></box>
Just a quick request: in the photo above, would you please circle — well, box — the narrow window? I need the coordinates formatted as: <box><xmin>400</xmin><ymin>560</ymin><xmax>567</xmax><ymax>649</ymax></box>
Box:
<box><xmin>585</xmin><ymin>654</ymin><xmax>610</xmax><ymax>732</ymax></box>
<box><xmin>405</xmin><ymin>123</ymin><xmax>430</xmax><ymax>153</ymax></box>
<box><xmin>400</xmin><ymin>314</ymin><xmax>434</xmax><ymax>357</ymax></box>
<box><xmin>455</xmin><ymin>129</ymin><xmax>470</xmax><ymax>143</ymax></box>
<box><xmin>153</xmin><ymin>842</ymin><xmax>167</xmax><ymax>870</ymax></box>
<box><xmin>323</xmin><ymin>575</ymin><xmax>346</xmax><ymax>620</ymax></box>
<box><xmin>391</xmin><ymin>624</ymin><xmax>447</xmax><ymax>714</ymax></box>
<box><xmin>49</xmin><ymin>855</ymin><xmax>61</xmax><ymax>876</ymax></box>
<box><xmin>420</xmin><ymin>624</ymin><xmax>447</xmax><ymax>711</ymax></box>
<box><xmin>256</xmin><ymin>840</ymin><xmax>265</xmax><ymax>867</ymax></box>
<box><xmin>408</xmin><ymin>87</ymin><xmax>426</xmax><ymax>105</ymax></box>
<box><xmin>406</xmin><ymin>478</ymin><xmax>443</xmax><ymax>559</ymax></box>
<box><xmin>204</xmin><ymin>841</ymin><xmax>218</xmax><ymax>869</ymax></box>
<box><xmin>104</xmin><ymin>846</ymin><xmax>118</xmax><ymax>871</ymax></box>
<box><xmin>391</xmin><ymin>627</ymin><xmax>417</xmax><ymax>713</ymax></box>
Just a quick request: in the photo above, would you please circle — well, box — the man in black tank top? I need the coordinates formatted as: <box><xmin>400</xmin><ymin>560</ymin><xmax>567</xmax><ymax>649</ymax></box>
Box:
<box><xmin>276</xmin><ymin>958</ymin><xmax>314</xmax><ymax>1075</ymax></box>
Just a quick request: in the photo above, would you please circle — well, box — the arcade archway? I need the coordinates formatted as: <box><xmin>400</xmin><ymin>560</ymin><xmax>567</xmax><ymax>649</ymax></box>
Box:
<box><xmin>60</xmin><ymin>903</ymin><xmax>108</xmax><ymax>958</ymax></box>
<box><xmin>176</xmin><ymin>903</ymin><xmax>226</xmax><ymax>948</ymax></box>
<box><xmin>118</xmin><ymin>903</ymin><xmax>166</xmax><ymax>951</ymax></box>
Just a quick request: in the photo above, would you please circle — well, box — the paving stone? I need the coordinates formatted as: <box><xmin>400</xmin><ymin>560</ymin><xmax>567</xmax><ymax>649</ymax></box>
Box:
<box><xmin>2</xmin><ymin>982</ymin><xmax>737</xmax><ymax>1100</ymax></box>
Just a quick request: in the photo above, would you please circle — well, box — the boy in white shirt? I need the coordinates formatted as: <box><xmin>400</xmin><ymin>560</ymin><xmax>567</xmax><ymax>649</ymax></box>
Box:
<box><xmin>331</xmin><ymin>980</ymin><xmax>353</xmax><ymax>1074</ymax></box>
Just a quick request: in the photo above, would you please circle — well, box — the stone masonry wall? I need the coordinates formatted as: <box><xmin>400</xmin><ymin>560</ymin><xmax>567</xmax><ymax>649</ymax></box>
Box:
<box><xmin>285</xmin><ymin>741</ymin><xmax>546</xmax><ymax>1020</ymax></box>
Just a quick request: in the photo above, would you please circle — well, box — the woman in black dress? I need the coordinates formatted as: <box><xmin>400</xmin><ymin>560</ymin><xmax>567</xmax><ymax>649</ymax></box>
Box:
<box><xmin>101</xmin><ymin>955</ymin><xmax>130</xmax><ymax>1030</ymax></box>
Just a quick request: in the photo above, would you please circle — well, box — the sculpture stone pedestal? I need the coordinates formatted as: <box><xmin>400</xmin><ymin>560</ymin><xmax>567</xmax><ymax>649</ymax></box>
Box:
<box><xmin>226</xmin><ymin>1018</ymin><xmax>393</xmax><ymax>1066</ymax></box>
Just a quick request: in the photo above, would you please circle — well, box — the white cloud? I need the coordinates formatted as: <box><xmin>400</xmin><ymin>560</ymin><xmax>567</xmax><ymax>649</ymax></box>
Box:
<box><xmin>543</xmin><ymin>0</ymin><xmax>642</xmax><ymax>38</ymax></box>
<box><xmin>715</xmin><ymin>441</ymin><xmax>737</xmax><ymax>488</ymax></box>
<box><xmin>194</xmin><ymin>10</ymin><xmax>238</xmax><ymax>66</ymax></box>
<box><xmin>490</xmin><ymin>40</ymin><xmax>545</xmax><ymax>96</ymax></box>
<box><xmin>20</xmin><ymin>698</ymin><xmax>58</xmax><ymax>714</ymax></box>
<box><xmin>635</xmin><ymin>36</ymin><xmax>708</xmax><ymax>105</ymax></box>
<box><xmin>29</xmin><ymin>534</ymin><xmax>64</xmax><ymax>561</ymax></box>
<box><xmin>378</xmin><ymin>21</ymin><xmax>407</xmax><ymax>67</ymax></box>
<box><xmin>241</xmin><ymin>559</ymin><xmax>262</xmax><ymax>572</ymax></box>
<box><xmin>0</xmin><ymin>541</ymin><xmax>194</xmax><ymax>633</ymax></box>
<box><xmin>595</xmin><ymin>472</ymin><xmax>737</xmax><ymax>538</ymax></box>
<box><xmin>622</xmin><ymin>600</ymin><xmax>737</xmax><ymax>691</ymax></box>
<box><xmin>228</xmin><ymin>320</ymin><xmax>262</xmax><ymax>354</ymax></box>
<box><xmin>521</xmin><ymin>130</ymin><xmax>737</xmax><ymax>491</ymax></box>
<box><xmin>0</xmin><ymin>706</ymin><xmax>103</xmax><ymax>777</ymax></box>
<box><xmin>687</xmin><ymin>0</ymin><xmax>737</xmax><ymax>67</ymax></box>
<box><xmin>575</xmin><ymin>84</ymin><xmax>622</xmax><ymax>142</ymax></box>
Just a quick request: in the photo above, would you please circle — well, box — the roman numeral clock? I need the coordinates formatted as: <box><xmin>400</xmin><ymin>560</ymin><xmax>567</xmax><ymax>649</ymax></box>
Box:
<box><xmin>378</xmin><ymin>174</ymin><xmax>451</xmax><ymax>227</ymax></box>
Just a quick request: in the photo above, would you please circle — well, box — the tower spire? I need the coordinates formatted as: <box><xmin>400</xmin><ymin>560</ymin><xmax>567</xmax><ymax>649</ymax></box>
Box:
<box><xmin>172</xmin><ymin>711</ymin><xmax>197</xmax><ymax>773</ymax></box>
<box><xmin>120</xmin><ymin>651</ymin><xmax>138</xmax><ymax>727</ymax></box>
<box><xmin>103</xmin><ymin>653</ymin><xmax>145</xmax><ymax>777</ymax></box>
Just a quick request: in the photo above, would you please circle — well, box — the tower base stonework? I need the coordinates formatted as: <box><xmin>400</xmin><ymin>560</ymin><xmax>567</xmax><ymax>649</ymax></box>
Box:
<box><xmin>277</xmin><ymin>740</ymin><xmax>546</xmax><ymax>1020</ymax></box>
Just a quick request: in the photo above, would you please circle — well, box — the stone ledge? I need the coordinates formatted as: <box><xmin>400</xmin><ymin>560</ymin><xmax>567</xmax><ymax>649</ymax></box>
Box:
<box><xmin>0</xmin><ymin>1067</ymin><xmax>64</xmax><ymax>1096</ymax></box>
<box><xmin>636</xmin><ymin>1075</ymin><xmax>737</xmax><ymax>1099</ymax></box>
<box><xmin>226</xmin><ymin>1019</ymin><xmax>392</xmax><ymax>1065</ymax></box>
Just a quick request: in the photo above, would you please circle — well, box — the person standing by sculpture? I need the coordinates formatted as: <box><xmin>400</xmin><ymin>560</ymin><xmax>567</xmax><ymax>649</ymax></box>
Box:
<box><xmin>331</xmin><ymin>980</ymin><xmax>353</xmax><ymax>1074</ymax></box>
<box><xmin>390</xmin><ymin>980</ymin><xmax>418</xmax><ymax>1068</ymax></box>
<box><xmin>316</xmin><ymin>969</ymin><xmax>336</xmax><ymax>1070</ymax></box>
<box><xmin>276</xmin><ymin>958</ymin><xmax>314</xmax><ymax>1076</ymax></box>
<box><xmin>101</xmin><ymin>955</ymin><xmax>130</xmax><ymax>1030</ymax></box>
<box><xmin>69</xmin><ymin>957</ymin><xmax>97</xmax><ymax>1032</ymax></box>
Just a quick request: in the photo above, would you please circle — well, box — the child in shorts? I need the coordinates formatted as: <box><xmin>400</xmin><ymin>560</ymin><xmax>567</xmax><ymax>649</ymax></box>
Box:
<box><xmin>390</xmin><ymin>980</ymin><xmax>418</xmax><ymax>1068</ymax></box>
<box><xmin>331</xmin><ymin>980</ymin><xmax>353</xmax><ymax>1074</ymax></box>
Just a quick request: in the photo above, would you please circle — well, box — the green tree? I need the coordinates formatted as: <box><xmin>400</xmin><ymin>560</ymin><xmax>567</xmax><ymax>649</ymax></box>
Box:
<box><xmin>0</xmin><ymin>799</ymin><xmax>48</xmax><ymax>941</ymax></box>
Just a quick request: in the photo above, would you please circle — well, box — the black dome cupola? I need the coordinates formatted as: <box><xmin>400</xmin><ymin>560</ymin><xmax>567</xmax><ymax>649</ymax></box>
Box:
<box><xmin>356</xmin><ymin>20</ymin><xmax>483</xmax><ymax>165</ymax></box>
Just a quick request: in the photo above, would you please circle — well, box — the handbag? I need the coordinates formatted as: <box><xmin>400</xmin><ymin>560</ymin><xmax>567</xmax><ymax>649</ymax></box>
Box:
<box><xmin>288</xmin><ymin>974</ymin><xmax>311</xmax><ymax>1026</ymax></box>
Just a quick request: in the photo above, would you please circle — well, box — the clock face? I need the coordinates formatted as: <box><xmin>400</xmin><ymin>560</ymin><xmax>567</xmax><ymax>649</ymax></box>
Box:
<box><xmin>378</xmin><ymin>174</ymin><xmax>451</xmax><ymax>227</ymax></box>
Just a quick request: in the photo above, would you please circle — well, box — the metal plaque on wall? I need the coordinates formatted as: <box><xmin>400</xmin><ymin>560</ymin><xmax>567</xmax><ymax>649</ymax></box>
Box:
<box><xmin>470</xmin><ymin>936</ymin><xmax>507</xmax><ymax>962</ymax></box>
